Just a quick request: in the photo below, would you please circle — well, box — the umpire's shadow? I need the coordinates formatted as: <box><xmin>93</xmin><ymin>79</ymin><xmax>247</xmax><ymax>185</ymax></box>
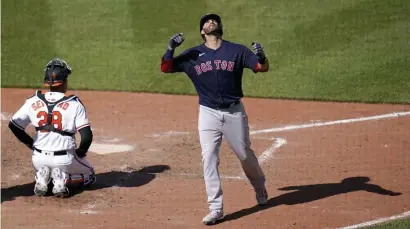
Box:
<box><xmin>1</xmin><ymin>165</ymin><xmax>170</xmax><ymax>202</ymax></box>
<box><xmin>223</xmin><ymin>176</ymin><xmax>401</xmax><ymax>222</ymax></box>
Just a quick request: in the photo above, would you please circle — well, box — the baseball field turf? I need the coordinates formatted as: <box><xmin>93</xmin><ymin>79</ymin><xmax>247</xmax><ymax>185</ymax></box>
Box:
<box><xmin>1</xmin><ymin>1</ymin><xmax>409</xmax><ymax>227</ymax></box>
<box><xmin>363</xmin><ymin>218</ymin><xmax>410</xmax><ymax>229</ymax></box>
<box><xmin>2</xmin><ymin>0</ymin><xmax>409</xmax><ymax>104</ymax></box>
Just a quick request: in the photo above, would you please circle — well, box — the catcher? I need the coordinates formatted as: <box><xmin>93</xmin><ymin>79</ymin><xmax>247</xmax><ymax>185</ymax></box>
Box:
<box><xmin>8</xmin><ymin>58</ymin><xmax>96</xmax><ymax>197</ymax></box>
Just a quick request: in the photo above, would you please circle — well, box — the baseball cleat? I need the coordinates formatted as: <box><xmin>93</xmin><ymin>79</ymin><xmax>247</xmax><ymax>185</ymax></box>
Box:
<box><xmin>256</xmin><ymin>188</ymin><xmax>268</xmax><ymax>206</ymax></box>
<box><xmin>84</xmin><ymin>173</ymin><xmax>96</xmax><ymax>187</ymax></box>
<box><xmin>51</xmin><ymin>168</ymin><xmax>69</xmax><ymax>197</ymax></box>
<box><xmin>34</xmin><ymin>166</ymin><xmax>51</xmax><ymax>196</ymax></box>
<box><xmin>202</xmin><ymin>210</ymin><xmax>224</xmax><ymax>225</ymax></box>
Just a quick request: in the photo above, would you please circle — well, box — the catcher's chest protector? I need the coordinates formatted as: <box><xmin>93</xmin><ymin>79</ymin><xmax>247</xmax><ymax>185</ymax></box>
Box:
<box><xmin>35</xmin><ymin>90</ymin><xmax>76</xmax><ymax>136</ymax></box>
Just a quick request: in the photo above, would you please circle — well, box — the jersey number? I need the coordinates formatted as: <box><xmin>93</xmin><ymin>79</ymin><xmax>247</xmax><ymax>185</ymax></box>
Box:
<box><xmin>37</xmin><ymin>111</ymin><xmax>62</xmax><ymax>131</ymax></box>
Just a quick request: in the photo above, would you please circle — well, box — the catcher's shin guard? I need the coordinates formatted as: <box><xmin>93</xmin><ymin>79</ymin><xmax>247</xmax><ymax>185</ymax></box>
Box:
<box><xmin>65</xmin><ymin>173</ymin><xmax>96</xmax><ymax>188</ymax></box>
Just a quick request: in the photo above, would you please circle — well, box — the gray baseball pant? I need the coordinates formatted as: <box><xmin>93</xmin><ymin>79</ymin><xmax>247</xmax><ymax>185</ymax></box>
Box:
<box><xmin>198</xmin><ymin>102</ymin><xmax>266</xmax><ymax>211</ymax></box>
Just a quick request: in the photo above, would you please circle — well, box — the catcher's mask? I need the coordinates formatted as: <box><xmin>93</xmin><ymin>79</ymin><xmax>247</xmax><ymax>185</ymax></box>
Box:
<box><xmin>43</xmin><ymin>58</ymin><xmax>72</xmax><ymax>87</ymax></box>
<box><xmin>200</xmin><ymin>13</ymin><xmax>223</xmax><ymax>36</ymax></box>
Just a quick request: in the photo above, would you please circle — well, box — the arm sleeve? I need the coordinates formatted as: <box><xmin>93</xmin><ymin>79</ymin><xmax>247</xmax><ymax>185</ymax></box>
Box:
<box><xmin>241</xmin><ymin>45</ymin><xmax>259</xmax><ymax>73</ymax></box>
<box><xmin>161</xmin><ymin>49</ymin><xmax>190</xmax><ymax>73</ymax></box>
<box><xmin>8</xmin><ymin>121</ymin><xmax>34</xmax><ymax>150</ymax></box>
<box><xmin>77</xmin><ymin>126</ymin><xmax>93</xmax><ymax>153</ymax></box>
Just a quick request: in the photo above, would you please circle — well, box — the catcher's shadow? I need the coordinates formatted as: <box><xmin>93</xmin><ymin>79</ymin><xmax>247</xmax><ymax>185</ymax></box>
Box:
<box><xmin>223</xmin><ymin>176</ymin><xmax>401</xmax><ymax>223</ymax></box>
<box><xmin>84</xmin><ymin>164</ymin><xmax>170</xmax><ymax>191</ymax></box>
<box><xmin>1</xmin><ymin>165</ymin><xmax>170</xmax><ymax>202</ymax></box>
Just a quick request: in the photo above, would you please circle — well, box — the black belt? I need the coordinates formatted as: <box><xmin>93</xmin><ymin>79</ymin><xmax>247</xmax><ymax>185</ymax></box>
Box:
<box><xmin>33</xmin><ymin>147</ymin><xmax>68</xmax><ymax>156</ymax></box>
<box><xmin>210</xmin><ymin>100</ymin><xmax>240</xmax><ymax>109</ymax></box>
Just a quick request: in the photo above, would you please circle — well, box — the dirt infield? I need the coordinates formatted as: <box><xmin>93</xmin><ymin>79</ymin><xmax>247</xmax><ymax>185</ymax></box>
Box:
<box><xmin>1</xmin><ymin>88</ymin><xmax>409</xmax><ymax>229</ymax></box>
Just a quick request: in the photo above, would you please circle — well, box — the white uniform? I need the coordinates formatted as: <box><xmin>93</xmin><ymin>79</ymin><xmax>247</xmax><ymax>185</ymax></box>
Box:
<box><xmin>10</xmin><ymin>90</ymin><xmax>95</xmax><ymax>185</ymax></box>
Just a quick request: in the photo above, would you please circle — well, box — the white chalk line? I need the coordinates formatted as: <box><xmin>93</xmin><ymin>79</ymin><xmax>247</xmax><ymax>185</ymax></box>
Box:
<box><xmin>1</xmin><ymin>112</ymin><xmax>12</xmax><ymax>121</ymax></box>
<box><xmin>236</xmin><ymin>137</ymin><xmax>287</xmax><ymax>179</ymax></box>
<box><xmin>11</xmin><ymin>174</ymin><xmax>20</xmax><ymax>180</ymax></box>
<box><xmin>149</xmin><ymin>131</ymin><xmax>190</xmax><ymax>141</ymax></box>
<box><xmin>67</xmin><ymin>204</ymin><xmax>100</xmax><ymax>215</ymax></box>
<box><xmin>258</xmin><ymin>138</ymin><xmax>287</xmax><ymax>164</ymax></box>
<box><xmin>101</xmin><ymin>138</ymin><xmax>122</xmax><ymax>143</ymax></box>
<box><xmin>178</xmin><ymin>173</ymin><xmax>243</xmax><ymax>180</ymax></box>
<box><xmin>221</xmin><ymin>137</ymin><xmax>286</xmax><ymax>180</ymax></box>
<box><xmin>250</xmin><ymin>111</ymin><xmax>410</xmax><ymax>135</ymax></box>
<box><xmin>334</xmin><ymin>211</ymin><xmax>410</xmax><ymax>229</ymax></box>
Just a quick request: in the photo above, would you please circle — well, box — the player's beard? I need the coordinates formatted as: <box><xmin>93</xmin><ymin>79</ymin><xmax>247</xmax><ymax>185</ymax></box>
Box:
<box><xmin>203</xmin><ymin>24</ymin><xmax>222</xmax><ymax>36</ymax></box>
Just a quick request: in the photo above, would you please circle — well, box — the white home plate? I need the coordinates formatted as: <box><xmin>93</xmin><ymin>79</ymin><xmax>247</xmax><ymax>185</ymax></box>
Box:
<box><xmin>89</xmin><ymin>143</ymin><xmax>134</xmax><ymax>155</ymax></box>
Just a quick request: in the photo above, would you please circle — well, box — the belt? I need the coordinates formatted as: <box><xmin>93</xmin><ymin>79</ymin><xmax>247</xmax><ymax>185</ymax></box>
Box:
<box><xmin>33</xmin><ymin>147</ymin><xmax>68</xmax><ymax>156</ymax></box>
<box><xmin>212</xmin><ymin>100</ymin><xmax>240</xmax><ymax>109</ymax></box>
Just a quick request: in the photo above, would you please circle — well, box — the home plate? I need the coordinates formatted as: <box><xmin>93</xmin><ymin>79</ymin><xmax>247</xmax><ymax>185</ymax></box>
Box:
<box><xmin>89</xmin><ymin>143</ymin><xmax>134</xmax><ymax>155</ymax></box>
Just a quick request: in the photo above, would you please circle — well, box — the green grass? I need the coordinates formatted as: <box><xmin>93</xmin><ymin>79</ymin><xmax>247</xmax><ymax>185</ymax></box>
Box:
<box><xmin>363</xmin><ymin>218</ymin><xmax>410</xmax><ymax>229</ymax></box>
<box><xmin>2</xmin><ymin>0</ymin><xmax>55</xmax><ymax>84</ymax></box>
<box><xmin>2</xmin><ymin>0</ymin><xmax>409</xmax><ymax>103</ymax></box>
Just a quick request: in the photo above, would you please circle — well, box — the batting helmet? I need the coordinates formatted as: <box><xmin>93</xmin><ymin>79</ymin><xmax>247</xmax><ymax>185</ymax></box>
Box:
<box><xmin>199</xmin><ymin>13</ymin><xmax>223</xmax><ymax>36</ymax></box>
<box><xmin>43</xmin><ymin>58</ymin><xmax>72</xmax><ymax>87</ymax></box>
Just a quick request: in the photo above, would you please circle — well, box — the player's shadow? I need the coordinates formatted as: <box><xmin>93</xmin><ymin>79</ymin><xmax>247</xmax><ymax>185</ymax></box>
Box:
<box><xmin>83</xmin><ymin>164</ymin><xmax>170</xmax><ymax>192</ymax></box>
<box><xmin>223</xmin><ymin>176</ymin><xmax>401</xmax><ymax>223</ymax></box>
<box><xmin>1</xmin><ymin>165</ymin><xmax>170</xmax><ymax>202</ymax></box>
<box><xmin>1</xmin><ymin>182</ymin><xmax>35</xmax><ymax>203</ymax></box>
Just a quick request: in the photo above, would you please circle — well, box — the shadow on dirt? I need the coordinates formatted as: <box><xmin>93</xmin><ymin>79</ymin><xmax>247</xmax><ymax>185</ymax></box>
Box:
<box><xmin>223</xmin><ymin>176</ymin><xmax>402</xmax><ymax>223</ymax></box>
<box><xmin>1</xmin><ymin>165</ymin><xmax>170</xmax><ymax>203</ymax></box>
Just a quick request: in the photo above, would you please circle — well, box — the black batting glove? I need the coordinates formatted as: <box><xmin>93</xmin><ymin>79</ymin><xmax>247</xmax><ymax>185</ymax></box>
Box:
<box><xmin>252</xmin><ymin>42</ymin><xmax>267</xmax><ymax>64</ymax></box>
<box><xmin>168</xmin><ymin>33</ymin><xmax>185</xmax><ymax>50</ymax></box>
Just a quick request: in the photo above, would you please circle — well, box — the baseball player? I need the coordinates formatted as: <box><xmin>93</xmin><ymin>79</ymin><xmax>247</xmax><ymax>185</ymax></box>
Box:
<box><xmin>160</xmin><ymin>13</ymin><xmax>270</xmax><ymax>225</ymax></box>
<box><xmin>8</xmin><ymin>58</ymin><xmax>96</xmax><ymax>198</ymax></box>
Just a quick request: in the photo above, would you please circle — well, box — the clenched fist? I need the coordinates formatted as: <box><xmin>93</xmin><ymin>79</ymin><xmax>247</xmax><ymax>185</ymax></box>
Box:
<box><xmin>168</xmin><ymin>33</ymin><xmax>185</xmax><ymax>50</ymax></box>
<box><xmin>252</xmin><ymin>42</ymin><xmax>267</xmax><ymax>64</ymax></box>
